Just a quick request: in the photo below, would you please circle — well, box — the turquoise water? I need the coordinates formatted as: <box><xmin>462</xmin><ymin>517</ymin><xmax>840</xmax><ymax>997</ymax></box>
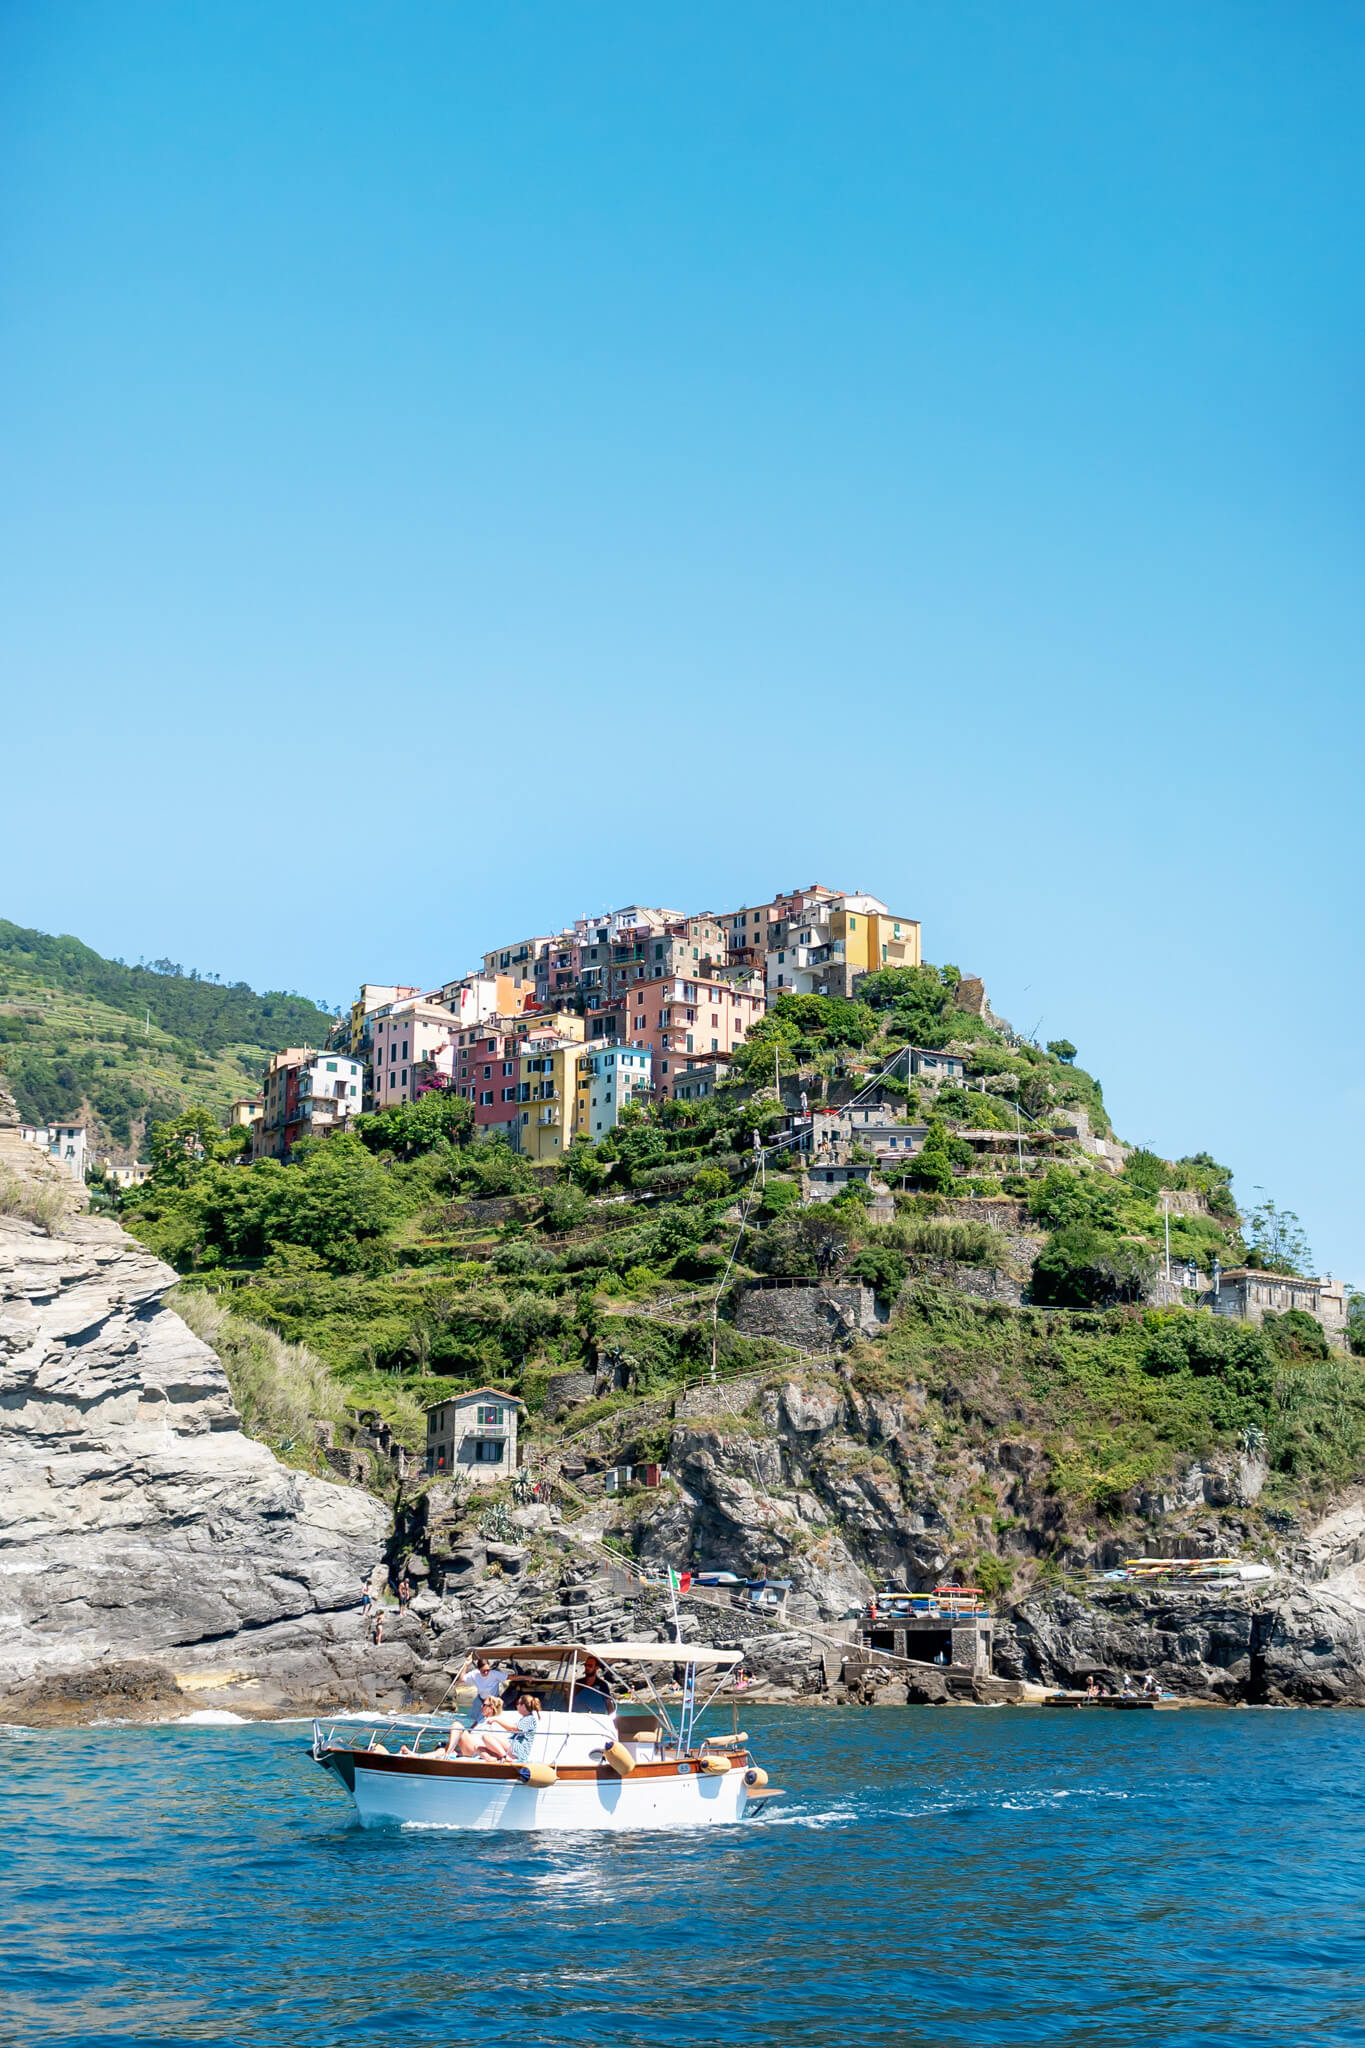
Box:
<box><xmin>3</xmin><ymin>1706</ymin><xmax>1364</xmax><ymax>2046</ymax></box>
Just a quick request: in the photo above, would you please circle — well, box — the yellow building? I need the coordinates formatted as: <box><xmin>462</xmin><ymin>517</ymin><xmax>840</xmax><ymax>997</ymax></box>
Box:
<box><xmin>509</xmin><ymin>1010</ymin><xmax>586</xmax><ymax>1047</ymax></box>
<box><xmin>829</xmin><ymin>903</ymin><xmax>922</xmax><ymax>973</ymax></box>
<box><xmin>515</xmin><ymin>1040</ymin><xmax>585</xmax><ymax>1160</ymax></box>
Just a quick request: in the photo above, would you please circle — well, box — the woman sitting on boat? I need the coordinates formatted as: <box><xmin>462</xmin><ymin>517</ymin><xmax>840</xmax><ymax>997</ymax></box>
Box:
<box><xmin>446</xmin><ymin>1696</ymin><xmax>518</xmax><ymax>1762</ymax></box>
<box><xmin>504</xmin><ymin>1694</ymin><xmax>542</xmax><ymax>1762</ymax></box>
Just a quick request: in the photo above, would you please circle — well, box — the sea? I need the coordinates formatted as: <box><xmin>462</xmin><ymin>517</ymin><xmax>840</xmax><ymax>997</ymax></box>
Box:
<box><xmin>3</xmin><ymin>1705</ymin><xmax>1363</xmax><ymax>2047</ymax></box>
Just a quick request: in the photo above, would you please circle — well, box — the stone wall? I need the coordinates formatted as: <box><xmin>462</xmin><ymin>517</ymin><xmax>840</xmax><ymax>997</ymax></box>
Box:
<box><xmin>735</xmin><ymin>1279</ymin><xmax>884</xmax><ymax>1350</ymax></box>
<box><xmin>907</xmin><ymin>1258</ymin><xmax>1025</xmax><ymax>1305</ymax></box>
<box><xmin>675</xmin><ymin>1371</ymin><xmax>770</xmax><ymax>1421</ymax></box>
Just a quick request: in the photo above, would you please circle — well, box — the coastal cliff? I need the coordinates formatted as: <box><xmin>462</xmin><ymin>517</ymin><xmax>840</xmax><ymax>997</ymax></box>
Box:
<box><xmin>0</xmin><ymin>1084</ymin><xmax>389</xmax><ymax>1723</ymax></box>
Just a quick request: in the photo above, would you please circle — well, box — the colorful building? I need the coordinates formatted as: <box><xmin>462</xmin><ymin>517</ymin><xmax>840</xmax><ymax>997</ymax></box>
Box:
<box><xmin>514</xmin><ymin>1038</ymin><xmax>583</xmax><ymax>1160</ymax></box>
<box><xmin>255</xmin><ymin>1049</ymin><xmax>364</xmax><ymax>1160</ymax></box>
<box><xmin>586</xmin><ymin>971</ymin><xmax>764</xmax><ymax>1090</ymax></box>
<box><xmin>371</xmin><ymin>1001</ymin><xmax>460</xmax><ymax>1109</ymax></box>
<box><xmin>573</xmin><ymin>1044</ymin><xmax>652</xmax><ymax>1137</ymax></box>
<box><xmin>341</xmin><ymin>984</ymin><xmax>420</xmax><ymax>1059</ymax></box>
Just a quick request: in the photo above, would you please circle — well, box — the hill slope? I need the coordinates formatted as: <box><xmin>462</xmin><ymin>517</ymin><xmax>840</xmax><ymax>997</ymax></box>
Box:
<box><xmin>0</xmin><ymin>919</ymin><xmax>337</xmax><ymax>1163</ymax></box>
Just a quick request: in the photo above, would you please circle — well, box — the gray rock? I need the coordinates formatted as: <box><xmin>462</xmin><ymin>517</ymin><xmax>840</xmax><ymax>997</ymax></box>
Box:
<box><xmin>0</xmin><ymin>1184</ymin><xmax>389</xmax><ymax>1722</ymax></box>
<box><xmin>484</xmin><ymin>1542</ymin><xmax>528</xmax><ymax>1573</ymax></box>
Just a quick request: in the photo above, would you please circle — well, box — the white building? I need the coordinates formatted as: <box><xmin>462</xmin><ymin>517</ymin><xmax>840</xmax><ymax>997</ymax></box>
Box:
<box><xmin>424</xmin><ymin>1389</ymin><xmax>525</xmax><ymax>1482</ymax></box>
<box><xmin>20</xmin><ymin>1121</ymin><xmax>87</xmax><ymax>1181</ymax></box>
<box><xmin>255</xmin><ymin>1049</ymin><xmax>364</xmax><ymax>1160</ymax></box>
<box><xmin>575</xmin><ymin>1045</ymin><xmax>652</xmax><ymax>1136</ymax></box>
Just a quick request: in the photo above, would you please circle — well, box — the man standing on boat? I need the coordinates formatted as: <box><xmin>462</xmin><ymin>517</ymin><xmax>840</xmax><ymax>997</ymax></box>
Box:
<box><xmin>458</xmin><ymin>1655</ymin><xmax>509</xmax><ymax>1706</ymax></box>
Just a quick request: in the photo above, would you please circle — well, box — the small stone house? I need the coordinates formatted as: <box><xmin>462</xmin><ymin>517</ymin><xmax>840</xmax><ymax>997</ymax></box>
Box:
<box><xmin>908</xmin><ymin>1048</ymin><xmax>966</xmax><ymax>1083</ymax></box>
<box><xmin>424</xmin><ymin>1388</ymin><xmax>526</xmax><ymax>1482</ymax></box>
<box><xmin>802</xmin><ymin>1158</ymin><xmax>876</xmax><ymax>1204</ymax></box>
<box><xmin>1211</xmin><ymin>1271</ymin><xmax>1348</xmax><ymax>1346</ymax></box>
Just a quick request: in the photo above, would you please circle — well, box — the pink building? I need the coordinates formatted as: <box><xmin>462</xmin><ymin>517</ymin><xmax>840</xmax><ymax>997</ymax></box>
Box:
<box><xmin>586</xmin><ymin>971</ymin><xmax>765</xmax><ymax>1091</ymax></box>
<box><xmin>371</xmin><ymin>1001</ymin><xmax>460</xmax><ymax>1109</ymax></box>
<box><xmin>450</xmin><ymin>1025</ymin><xmax>526</xmax><ymax>1141</ymax></box>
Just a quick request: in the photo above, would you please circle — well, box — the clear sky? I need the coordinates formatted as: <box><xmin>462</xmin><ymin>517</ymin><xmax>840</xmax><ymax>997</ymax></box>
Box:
<box><xmin>2</xmin><ymin>5</ymin><xmax>1362</xmax><ymax>1275</ymax></box>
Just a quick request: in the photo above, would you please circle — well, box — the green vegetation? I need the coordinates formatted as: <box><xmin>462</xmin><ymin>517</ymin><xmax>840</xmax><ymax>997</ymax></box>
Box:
<box><xmin>855</xmin><ymin>1288</ymin><xmax>1365</xmax><ymax>1519</ymax></box>
<box><xmin>93</xmin><ymin>933</ymin><xmax>1356</xmax><ymax>1544</ymax></box>
<box><xmin>0</xmin><ymin>918</ymin><xmax>337</xmax><ymax>1158</ymax></box>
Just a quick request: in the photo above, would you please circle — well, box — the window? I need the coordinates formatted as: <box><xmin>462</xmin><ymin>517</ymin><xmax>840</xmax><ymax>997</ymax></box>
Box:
<box><xmin>476</xmin><ymin>1404</ymin><xmax>504</xmax><ymax>1426</ymax></box>
<box><xmin>402</xmin><ymin>1041</ymin><xmax>408</xmax><ymax>1058</ymax></box>
<box><xmin>326</xmin><ymin>1061</ymin><xmax>336</xmax><ymax>1073</ymax></box>
<box><xmin>401</xmin><ymin>1069</ymin><xmax>407</xmax><ymax>1084</ymax></box>
<box><xmin>474</xmin><ymin>1438</ymin><xmax>502</xmax><ymax>1463</ymax></box>
<box><xmin>480</xmin><ymin>1090</ymin><xmax>494</xmax><ymax>1105</ymax></box>
<box><xmin>483</xmin><ymin>1065</ymin><xmax>493</xmax><ymax>1079</ymax></box>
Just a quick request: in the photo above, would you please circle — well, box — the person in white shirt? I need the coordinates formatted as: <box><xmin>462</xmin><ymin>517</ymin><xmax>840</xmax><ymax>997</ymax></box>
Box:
<box><xmin>459</xmin><ymin>1656</ymin><xmax>508</xmax><ymax>1705</ymax></box>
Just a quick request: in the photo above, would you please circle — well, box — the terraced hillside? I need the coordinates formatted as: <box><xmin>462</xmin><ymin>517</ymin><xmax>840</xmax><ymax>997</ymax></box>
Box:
<box><xmin>0</xmin><ymin>919</ymin><xmax>336</xmax><ymax>1164</ymax></box>
<box><xmin>114</xmin><ymin>964</ymin><xmax>1365</xmax><ymax>1635</ymax></box>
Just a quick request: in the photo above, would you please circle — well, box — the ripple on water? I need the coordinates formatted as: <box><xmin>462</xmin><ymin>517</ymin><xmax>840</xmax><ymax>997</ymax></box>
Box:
<box><xmin>2</xmin><ymin>1708</ymin><xmax>1365</xmax><ymax>2046</ymax></box>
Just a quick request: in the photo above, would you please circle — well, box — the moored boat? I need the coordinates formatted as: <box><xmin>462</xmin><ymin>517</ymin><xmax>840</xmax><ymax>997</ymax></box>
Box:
<box><xmin>312</xmin><ymin>1640</ymin><xmax>782</xmax><ymax>1832</ymax></box>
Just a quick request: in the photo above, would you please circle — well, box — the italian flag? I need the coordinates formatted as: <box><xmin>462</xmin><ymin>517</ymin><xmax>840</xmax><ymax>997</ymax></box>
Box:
<box><xmin>668</xmin><ymin>1568</ymin><xmax>692</xmax><ymax>1592</ymax></box>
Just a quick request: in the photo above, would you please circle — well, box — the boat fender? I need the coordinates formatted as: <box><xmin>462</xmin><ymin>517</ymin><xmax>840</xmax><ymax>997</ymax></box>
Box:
<box><xmin>603</xmin><ymin>1742</ymin><xmax>636</xmax><ymax>1777</ymax></box>
<box><xmin>744</xmin><ymin>1767</ymin><xmax>768</xmax><ymax>1788</ymax></box>
<box><xmin>701</xmin><ymin>1754</ymin><xmax>731</xmax><ymax>1775</ymax></box>
<box><xmin>518</xmin><ymin>1763</ymin><xmax>558</xmax><ymax>1788</ymax></box>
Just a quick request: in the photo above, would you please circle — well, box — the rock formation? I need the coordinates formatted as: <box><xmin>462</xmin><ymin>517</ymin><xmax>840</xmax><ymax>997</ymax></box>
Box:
<box><xmin>0</xmin><ymin>1082</ymin><xmax>390</xmax><ymax>1722</ymax></box>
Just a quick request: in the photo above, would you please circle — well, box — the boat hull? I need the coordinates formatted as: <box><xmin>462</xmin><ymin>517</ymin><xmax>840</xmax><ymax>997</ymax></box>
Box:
<box><xmin>334</xmin><ymin>1752</ymin><xmax>758</xmax><ymax>1832</ymax></box>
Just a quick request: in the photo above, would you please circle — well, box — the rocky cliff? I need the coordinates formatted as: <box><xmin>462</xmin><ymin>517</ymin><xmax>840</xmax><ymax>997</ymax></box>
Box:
<box><xmin>0</xmin><ymin>1086</ymin><xmax>390</xmax><ymax>1723</ymax></box>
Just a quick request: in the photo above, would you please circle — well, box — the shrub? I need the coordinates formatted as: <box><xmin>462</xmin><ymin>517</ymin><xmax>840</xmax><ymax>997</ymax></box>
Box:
<box><xmin>908</xmin><ymin>1119</ymin><xmax>956</xmax><ymax>1196</ymax></box>
<box><xmin>1030</xmin><ymin>1227</ymin><xmax>1153</xmax><ymax>1307</ymax></box>
<box><xmin>541</xmin><ymin>1183</ymin><xmax>589</xmax><ymax>1233</ymax></box>
<box><xmin>847</xmin><ymin>1246</ymin><xmax>909</xmax><ymax>1298</ymax></box>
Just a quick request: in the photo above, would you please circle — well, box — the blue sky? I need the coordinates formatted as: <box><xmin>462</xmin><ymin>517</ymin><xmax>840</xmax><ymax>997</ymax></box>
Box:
<box><xmin>2</xmin><ymin>5</ymin><xmax>1362</xmax><ymax>1273</ymax></box>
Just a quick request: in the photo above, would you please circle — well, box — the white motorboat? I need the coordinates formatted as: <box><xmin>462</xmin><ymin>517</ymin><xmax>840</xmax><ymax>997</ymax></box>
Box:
<box><xmin>311</xmin><ymin>1640</ymin><xmax>783</xmax><ymax>1832</ymax></box>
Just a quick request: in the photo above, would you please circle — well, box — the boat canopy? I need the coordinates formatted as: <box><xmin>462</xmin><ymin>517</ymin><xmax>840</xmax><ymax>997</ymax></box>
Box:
<box><xmin>474</xmin><ymin>1641</ymin><xmax>744</xmax><ymax>1667</ymax></box>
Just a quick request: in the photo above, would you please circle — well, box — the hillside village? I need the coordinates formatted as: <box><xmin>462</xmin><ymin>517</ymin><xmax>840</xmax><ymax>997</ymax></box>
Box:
<box><xmin>7</xmin><ymin>884</ymin><xmax>1365</xmax><ymax>1710</ymax></box>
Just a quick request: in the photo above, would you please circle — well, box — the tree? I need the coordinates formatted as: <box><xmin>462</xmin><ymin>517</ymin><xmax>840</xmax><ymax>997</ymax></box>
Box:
<box><xmin>1046</xmin><ymin>1039</ymin><xmax>1077</xmax><ymax>1064</ymax></box>
<box><xmin>267</xmin><ymin>1135</ymin><xmax>399</xmax><ymax>1266</ymax></box>
<box><xmin>147</xmin><ymin>1107</ymin><xmax>220</xmax><ymax>1188</ymax></box>
<box><xmin>541</xmin><ymin>1182</ymin><xmax>588</xmax><ymax>1232</ymax></box>
<box><xmin>1348</xmin><ymin>1292</ymin><xmax>1365</xmax><ymax>1360</ymax></box>
<box><xmin>1243</xmin><ymin>1198</ymin><xmax>1312</xmax><ymax>1277</ymax></box>
<box><xmin>1030</xmin><ymin>1227</ymin><xmax>1153</xmax><ymax>1307</ymax></box>
<box><xmin>847</xmin><ymin>1245</ymin><xmax>908</xmax><ymax>1298</ymax></box>
<box><xmin>909</xmin><ymin>1118</ymin><xmax>956</xmax><ymax>1196</ymax></box>
<box><xmin>356</xmin><ymin>1088</ymin><xmax>473</xmax><ymax>1161</ymax></box>
<box><xmin>1028</xmin><ymin>1166</ymin><xmax>1117</xmax><ymax>1232</ymax></box>
<box><xmin>1123</xmin><ymin>1149</ymin><xmax>1167</xmax><ymax>1196</ymax></box>
<box><xmin>754</xmin><ymin>1204</ymin><xmax>855</xmax><ymax>1278</ymax></box>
